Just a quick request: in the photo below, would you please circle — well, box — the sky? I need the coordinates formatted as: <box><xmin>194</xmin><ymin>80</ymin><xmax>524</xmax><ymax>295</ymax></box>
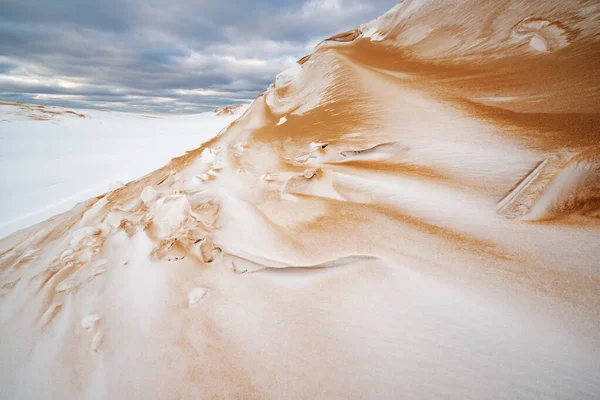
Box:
<box><xmin>0</xmin><ymin>0</ymin><xmax>398</xmax><ymax>114</ymax></box>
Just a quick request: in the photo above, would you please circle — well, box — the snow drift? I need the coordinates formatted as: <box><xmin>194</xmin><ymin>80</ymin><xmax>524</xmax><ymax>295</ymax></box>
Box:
<box><xmin>1</xmin><ymin>1</ymin><xmax>600</xmax><ymax>399</ymax></box>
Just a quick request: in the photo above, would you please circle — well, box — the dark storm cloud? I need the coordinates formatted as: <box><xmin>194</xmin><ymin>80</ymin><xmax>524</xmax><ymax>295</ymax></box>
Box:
<box><xmin>0</xmin><ymin>0</ymin><xmax>398</xmax><ymax>113</ymax></box>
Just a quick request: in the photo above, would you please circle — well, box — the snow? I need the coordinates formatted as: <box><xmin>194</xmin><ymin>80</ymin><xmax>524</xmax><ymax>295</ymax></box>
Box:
<box><xmin>0</xmin><ymin>104</ymin><xmax>247</xmax><ymax>238</ymax></box>
<box><xmin>274</xmin><ymin>64</ymin><xmax>301</xmax><ymax>88</ymax></box>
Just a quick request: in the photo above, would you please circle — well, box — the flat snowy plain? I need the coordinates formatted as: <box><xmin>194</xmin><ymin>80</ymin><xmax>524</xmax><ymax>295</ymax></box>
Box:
<box><xmin>0</xmin><ymin>103</ymin><xmax>246</xmax><ymax>238</ymax></box>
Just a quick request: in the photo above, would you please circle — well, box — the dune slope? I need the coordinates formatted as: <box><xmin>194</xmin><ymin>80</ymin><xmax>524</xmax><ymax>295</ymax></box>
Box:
<box><xmin>1</xmin><ymin>1</ymin><xmax>600</xmax><ymax>398</ymax></box>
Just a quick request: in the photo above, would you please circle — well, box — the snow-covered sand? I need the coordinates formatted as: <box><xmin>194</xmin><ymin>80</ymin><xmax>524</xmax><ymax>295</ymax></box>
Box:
<box><xmin>1</xmin><ymin>1</ymin><xmax>600</xmax><ymax>398</ymax></box>
<box><xmin>0</xmin><ymin>103</ymin><xmax>247</xmax><ymax>238</ymax></box>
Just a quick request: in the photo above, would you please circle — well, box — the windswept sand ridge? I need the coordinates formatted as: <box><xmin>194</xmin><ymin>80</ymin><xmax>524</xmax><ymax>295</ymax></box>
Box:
<box><xmin>213</xmin><ymin>104</ymin><xmax>245</xmax><ymax>116</ymax></box>
<box><xmin>1</xmin><ymin>1</ymin><xmax>600</xmax><ymax>399</ymax></box>
<box><xmin>0</xmin><ymin>101</ymin><xmax>87</xmax><ymax>120</ymax></box>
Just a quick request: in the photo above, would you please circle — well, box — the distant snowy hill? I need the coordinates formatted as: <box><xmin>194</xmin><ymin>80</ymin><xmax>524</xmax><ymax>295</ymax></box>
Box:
<box><xmin>0</xmin><ymin>102</ymin><xmax>247</xmax><ymax>238</ymax></box>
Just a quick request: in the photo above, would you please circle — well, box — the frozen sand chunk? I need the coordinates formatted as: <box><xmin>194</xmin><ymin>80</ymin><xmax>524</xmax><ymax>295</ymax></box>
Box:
<box><xmin>150</xmin><ymin>239</ymin><xmax>175</xmax><ymax>260</ymax></box>
<box><xmin>324</xmin><ymin>28</ymin><xmax>361</xmax><ymax>43</ymax></box>
<box><xmin>310</xmin><ymin>142</ymin><xmax>328</xmax><ymax>150</ymax></box>
<box><xmin>188</xmin><ymin>287</ymin><xmax>208</xmax><ymax>307</ymax></box>
<box><xmin>118</xmin><ymin>219</ymin><xmax>137</xmax><ymax>237</ymax></box>
<box><xmin>152</xmin><ymin>194</ymin><xmax>192</xmax><ymax>239</ymax></box>
<box><xmin>303</xmin><ymin>167</ymin><xmax>322</xmax><ymax>179</ymax></box>
<box><xmin>191</xmin><ymin>238</ymin><xmax>218</xmax><ymax>263</ymax></box>
<box><xmin>81</xmin><ymin>314</ymin><xmax>100</xmax><ymax>330</ymax></box>
<box><xmin>141</xmin><ymin>186</ymin><xmax>158</xmax><ymax>204</ymax></box>
<box><xmin>55</xmin><ymin>279</ymin><xmax>80</xmax><ymax>293</ymax></box>
<box><xmin>282</xmin><ymin>169</ymin><xmax>343</xmax><ymax>200</ymax></box>
<box><xmin>296</xmin><ymin>143</ymin><xmax>330</xmax><ymax>163</ymax></box>
<box><xmin>262</xmin><ymin>173</ymin><xmax>277</xmax><ymax>182</ymax></box>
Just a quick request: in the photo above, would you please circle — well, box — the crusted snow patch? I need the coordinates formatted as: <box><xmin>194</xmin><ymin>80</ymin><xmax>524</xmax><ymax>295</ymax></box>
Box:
<box><xmin>512</xmin><ymin>18</ymin><xmax>571</xmax><ymax>52</ymax></box>
<box><xmin>361</xmin><ymin>27</ymin><xmax>385</xmax><ymax>41</ymax></box>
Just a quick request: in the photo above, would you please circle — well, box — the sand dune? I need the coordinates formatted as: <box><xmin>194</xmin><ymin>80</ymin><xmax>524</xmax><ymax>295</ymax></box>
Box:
<box><xmin>1</xmin><ymin>1</ymin><xmax>600</xmax><ymax>398</ymax></box>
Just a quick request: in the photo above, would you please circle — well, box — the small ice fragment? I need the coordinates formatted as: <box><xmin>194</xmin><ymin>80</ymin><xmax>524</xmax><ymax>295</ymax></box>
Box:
<box><xmin>276</xmin><ymin>116</ymin><xmax>287</xmax><ymax>126</ymax></box>
<box><xmin>197</xmin><ymin>238</ymin><xmax>217</xmax><ymax>263</ymax></box>
<box><xmin>262</xmin><ymin>173</ymin><xmax>276</xmax><ymax>182</ymax></box>
<box><xmin>310</xmin><ymin>142</ymin><xmax>328</xmax><ymax>150</ymax></box>
<box><xmin>188</xmin><ymin>288</ymin><xmax>208</xmax><ymax>307</ymax></box>
<box><xmin>82</xmin><ymin>314</ymin><xmax>101</xmax><ymax>330</ymax></box>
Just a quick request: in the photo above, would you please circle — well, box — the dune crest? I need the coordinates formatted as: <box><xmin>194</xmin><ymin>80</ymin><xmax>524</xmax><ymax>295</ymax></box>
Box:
<box><xmin>1</xmin><ymin>1</ymin><xmax>600</xmax><ymax>398</ymax></box>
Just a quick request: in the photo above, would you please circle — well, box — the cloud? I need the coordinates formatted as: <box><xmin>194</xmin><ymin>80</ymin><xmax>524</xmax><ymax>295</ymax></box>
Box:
<box><xmin>0</xmin><ymin>0</ymin><xmax>398</xmax><ymax>113</ymax></box>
